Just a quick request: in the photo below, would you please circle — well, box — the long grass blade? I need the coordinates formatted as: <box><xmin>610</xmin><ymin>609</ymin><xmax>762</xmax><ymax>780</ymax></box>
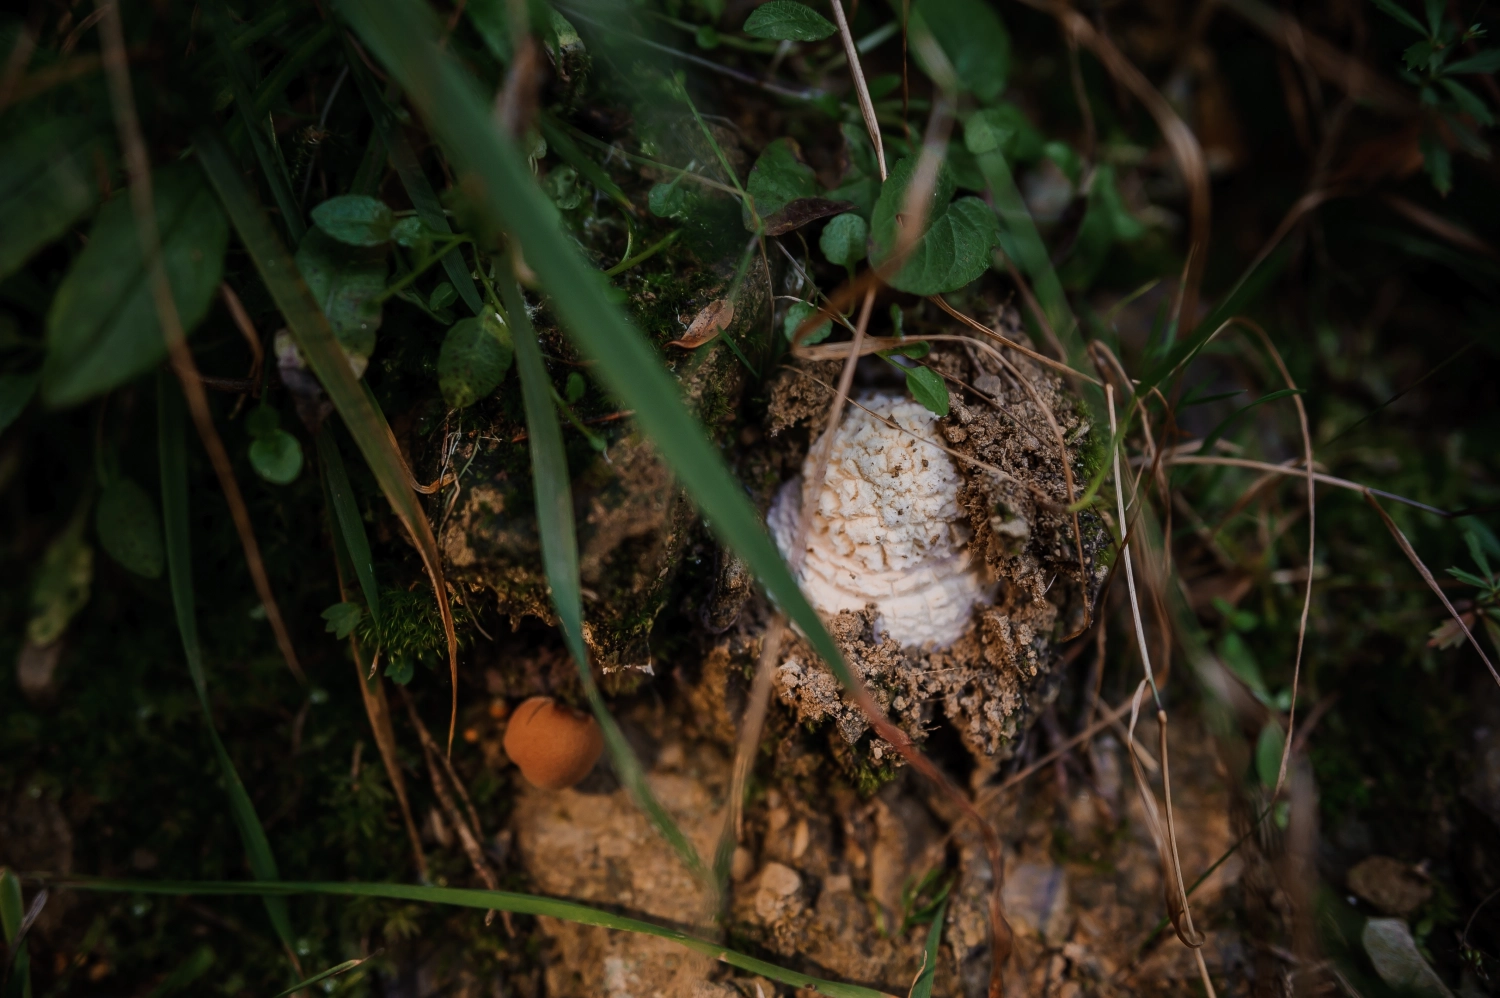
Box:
<box><xmin>501</xmin><ymin>264</ymin><xmax>706</xmax><ymax>881</ymax></box>
<box><xmin>316</xmin><ymin>425</ymin><xmax>381</xmax><ymax>628</ymax></box>
<box><xmin>55</xmin><ymin>878</ymin><xmax>897</xmax><ymax>998</ymax></box>
<box><xmin>157</xmin><ymin>374</ymin><xmax>296</xmax><ymax>954</ymax></box>
<box><xmin>344</xmin><ymin>46</ymin><xmax>484</xmax><ymax>317</ymax></box>
<box><xmin>195</xmin><ymin>128</ymin><xmax>461</xmax><ymax>753</ymax></box>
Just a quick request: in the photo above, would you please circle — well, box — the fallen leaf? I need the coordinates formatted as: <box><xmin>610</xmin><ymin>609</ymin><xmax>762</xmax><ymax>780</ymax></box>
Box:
<box><xmin>761</xmin><ymin>197</ymin><xmax>858</xmax><ymax>236</ymax></box>
<box><xmin>669</xmin><ymin>299</ymin><xmax>735</xmax><ymax>348</ymax></box>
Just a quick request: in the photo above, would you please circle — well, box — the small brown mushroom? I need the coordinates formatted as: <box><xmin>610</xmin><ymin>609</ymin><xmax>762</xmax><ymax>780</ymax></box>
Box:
<box><xmin>502</xmin><ymin>697</ymin><xmax>604</xmax><ymax>790</ymax></box>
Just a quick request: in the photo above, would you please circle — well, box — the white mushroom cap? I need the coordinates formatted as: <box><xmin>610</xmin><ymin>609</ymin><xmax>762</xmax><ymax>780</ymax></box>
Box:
<box><xmin>769</xmin><ymin>392</ymin><xmax>993</xmax><ymax>648</ymax></box>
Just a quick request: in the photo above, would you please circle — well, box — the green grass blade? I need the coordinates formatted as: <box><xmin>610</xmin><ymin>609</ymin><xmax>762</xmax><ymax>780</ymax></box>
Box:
<box><xmin>538</xmin><ymin>112</ymin><xmax>633</xmax><ymax>212</ymax></box>
<box><xmin>211</xmin><ymin>2</ymin><xmax>305</xmax><ymax>245</ymax></box>
<box><xmin>337</xmin><ymin>0</ymin><xmax>865</xmax><ymax>732</ymax></box>
<box><xmin>1195</xmin><ymin>387</ymin><xmax>1305</xmax><ymax>457</ymax></box>
<box><xmin>271</xmin><ymin>955</ymin><xmax>370</xmax><ymax>998</ymax></box>
<box><xmin>194</xmin><ymin>128</ymin><xmax>461</xmax><ymax>750</ymax></box>
<box><xmin>968</xmin><ymin>142</ymin><xmax>1078</xmax><ymax>360</ymax></box>
<box><xmin>156</xmin><ymin>374</ymin><xmax>296</xmax><ymax>953</ymax></box>
<box><xmin>502</xmin><ymin>266</ymin><xmax>706</xmax><ymax>881</ymax></box>
<box><xmin>56</xmin><ymin>878</ymin><xmax>897</xmax><ymax>998</ymax></box>
<box><xmin>344</xmin><ymin>45</ymin><xmax>485</xmax><ymax>317</ymax></box>
<box><xmin>315</xmin><ymin>425</ymin><xmax>381</xmax><ymax>628</ymax></box>
<box><xmin>906</xmin><ymin>893</ymin><xmax>950</xmax><ymax>998</ymax></box>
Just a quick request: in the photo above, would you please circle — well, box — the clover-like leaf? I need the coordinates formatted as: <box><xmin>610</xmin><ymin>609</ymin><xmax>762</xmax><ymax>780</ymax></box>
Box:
<box><xmin>869</xmin><ymin>158</ymin><xmax>1000</xmax><ymax>296</ymax></box>
<box><xmin>95</xmin><ymin>476</ymin><xmax>164</xmax><ymax>579</ymax></box>
<box><xmin>249</xmin><ymin>429</ymin><xmax>304</xmax><ymax>485</ymax></box>
<box><xmin>311</xmin><ymin>195</ymin><xmax>396</xmax><ymax>247</ymax></box>
<box><xmin>321</xmin><ymin>601</ymin><xmax>365</xmax><ymax>640</ymax></box>
<box><xmin>295</xmin><ymin>228</ymin><xmax>386</xmax><ymax>373</ymax></box>
<box><xmin>438</xmin><ymin>314</ymin><xmax>514</xmax><ymax>408</ymax></box>
<box><xmin>820</xmin><ymin>212</ymin><xmax>868</xmax><ymax>268</ymax></box>
<box><xmin>743</xmin><ymin>1</ymin><xmax>837</xmax><ymax>41</ymax></box>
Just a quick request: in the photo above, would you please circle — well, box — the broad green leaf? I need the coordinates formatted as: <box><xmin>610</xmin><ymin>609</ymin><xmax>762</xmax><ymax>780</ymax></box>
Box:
<box><xmin>338</xmin><ymin>0</ymin><xmax>898</xmax><ymax>849</ymax></box>
<box><xmin>1218</xmin><ymin>632</ymin><xmax>1269</xmax><ymax>698</ymax></box>
<box><xmin>295</xmin><ymin>228</ymin><xmax>386</xmax><ymax>371</ymax></box>
<box><xmin>0</xmin><ymin>118</ymin><xmax>101</xmax><ymax>280</ymax></box>
<box><xmin>743</xmin><ymin>1</ymin><xmax>837</xmax><ymax>41</ymax></box>
<box><xmin>317</xmin><ymin>425</ymin><xmax>381</xmax><ymax>628</ymax></box>
<box><xmin>1445</xmin><ymin>49</ymin><xmax>1500</xmax><ymax>74</ymax></box>
<box><xmin>42</xmin><ymin>163</ymin><xmax>228</xmax><ymax>407</ymax></box>
<box><xmin>783</xmin><ymin>301</ymin><xmax>832</xmax><ymax>345</ymax></box>
<box><xmin>391</xmin><ymin>216</ymin><xmax>431</xmax><ymax>249</ymax></box>
<box><xmin>196</xmin><ymin>130</ymin><xmax>460</xmax><ymax>750</ymax></box>
<box><xmin>63</xmin><ymin>878</ymin><xmax>892</xmax><ymax>998</ymax></box>
<box><xmin>0</xmin><ymin>371</ymin><xmax>40</xmax><ymax>432</ymax></box>
<box><xmin>967</xmin><ymin>102</ymin><xmax>1045</xmax><ymax>163</ymax></box>
<box><xmin>1255</xmin><ymin>721</ymin><xmax>1285</xmax><ymax>789</ymax></box>
<box><xmin>157</xmin><ymin>374</ymin><xmax>296</xmax><ymax>954</ymax></box>
<box><xmin>1368</xmin><ymin>0</ymin><xmax>1428</xmax><ymax>36</ymax></box>
<box><xmin>249</xmin><ymin>430</ymin><xmax>304</xmax><ymax>484</ymax></box>
<box><xmin>27</xmin><ymin>513</ymin><xmax>92</xmax><ymax>646</ymax></box>
<box><xmin>745</xmin><ymin>138</ymin><xmax>818</xmax><ymax>224</ymax></box>
<box><xmin>820</xmin><ymin>212</ymin><xmax>868</xmax><ymax>267</ymax></box>
<box><xmin>311</xmin><ymin>195</ymin><xmax>396</xmax><ymax>246</ymax></box>
<box><xmin>905</xmin><ymin>366</ymin><xmax>950</xmax><ymax>416</ymax></box>
<box><xmin>913</xmin><ymin>0</ymin><xmax>1010</xmax><ymax>102</ymax></box>
<box><xmin>502</xmin><ymin>266</ymin><xmax>707</xmax><ymax>880</ymax></box>
<box><xmin>96</xmin><ymin>477</ymin><xmax>165</xmax><ymax>579</ymax></box>
<box><xmin>869</xmin><ymin>158</ymin><xmax>999</xmax><ymax>296</ymax></box>
<box><xmin>438</xmin><ymin>314</ymin><xmax>514</xmax><ymax>409</ymax></box>
<box><xmin>322</xmin><ymin>602</ymin><xmax>365</xmax><ymax>639</ymax></box>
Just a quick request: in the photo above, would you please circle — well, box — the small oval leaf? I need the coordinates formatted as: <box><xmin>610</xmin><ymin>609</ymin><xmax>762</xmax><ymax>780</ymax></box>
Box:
<box><xmin>783</xmin><ymin>301</ymin><xmax>832</xmax><ymax>346</ymax></box>
<box><xmin>743</xmin><ymin>0</ymin><xmax>837</xmax><ymax>41</ymax></box>
<box><xmin>249</xmin><ymin>429</ymin><xmax>305</xmax><ymax>485</ymax></box>
<box><xmin>96</xmin><ymin>477</ymin><xmax>164</xmax><ymax>579</ymax></box>
<box><xmin>905</xmin><ymin>365</ymin><xmax>950</xmax><ymax>417</ymax></box>
<box><xmin>438</xmin><ymin>315</ymin><xmax>514</xmax><ymax>408</ymax></box>
<box><xmin>819</xmin><ymin>212</ymin><xmax>869</xmax><ymax>268</ymax></box>
<box><xmin>311</xmin><ymin>195</ymin><xmax>395</xmax><ymax>247</ymax></box>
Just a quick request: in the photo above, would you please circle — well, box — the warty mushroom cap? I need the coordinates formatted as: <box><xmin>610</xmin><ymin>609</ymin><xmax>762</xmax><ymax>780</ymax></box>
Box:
<box><xmin>768</xmin><ymin>392</ymin><xmax>993</xmax><ymax>648</ymax></box>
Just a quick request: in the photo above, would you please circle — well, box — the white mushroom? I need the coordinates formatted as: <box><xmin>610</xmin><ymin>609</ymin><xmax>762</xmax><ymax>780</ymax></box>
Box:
<box><xmin>768</xmin><ymin>392</ymin><xmax>993</xmax><ymax>648</ymax></box>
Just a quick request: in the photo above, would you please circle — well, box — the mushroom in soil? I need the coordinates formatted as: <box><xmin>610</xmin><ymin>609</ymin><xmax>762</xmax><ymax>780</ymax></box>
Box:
<box><xmin>503</xmin><ymin>697</ymin><xmax>605</xmax><ymax>790</ymax></box>
<box><xmin>768</xmin><ymin>392</ymin><xmax>994</xmax><ymax>648</ymax></box>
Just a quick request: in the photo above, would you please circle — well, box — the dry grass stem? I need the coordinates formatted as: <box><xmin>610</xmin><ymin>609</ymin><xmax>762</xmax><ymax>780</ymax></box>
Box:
<box><xmin>932</xmin><ymin>296</ymin><xmax>1100</xmax><ymax>385</ymax></box>
<box><xmin>1241</xmin><ymin>321</ymin><xmax>1316</xmax><ymax>800</ymax></box>
<box><xmin>1365</xmin><ymin>494</ymin><xmax>1500</xmax><ymax>688</ymax></box>
<box><xmin>97</xmin><ymin>0</ymin><xmax>306</xmax><ymax>685</ymax></box>
<box><xmin>827</xmin><ymin>0</ymin><xmax>885</xmax><ymax>181</ymax></box>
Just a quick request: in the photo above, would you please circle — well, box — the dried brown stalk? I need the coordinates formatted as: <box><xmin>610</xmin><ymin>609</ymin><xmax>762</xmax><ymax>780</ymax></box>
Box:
<box><xmin>96</xmin><ymin>0</ymin><xmax>305</xmax><ymax>684</ymax></box>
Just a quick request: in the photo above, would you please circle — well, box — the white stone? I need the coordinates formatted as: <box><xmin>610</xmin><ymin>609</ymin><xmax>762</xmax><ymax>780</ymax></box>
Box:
<box><xmin>769</xmin><ymin>392</ymin><xmax>992</xmax><ymax>648</ymax></box>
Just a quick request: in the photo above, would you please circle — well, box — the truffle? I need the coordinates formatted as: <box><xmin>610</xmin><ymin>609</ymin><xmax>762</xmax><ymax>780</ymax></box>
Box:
<box><xmin>768</xmin><ymin>392</ymin><xmax>993</xmax><ymax>648</ymax></box>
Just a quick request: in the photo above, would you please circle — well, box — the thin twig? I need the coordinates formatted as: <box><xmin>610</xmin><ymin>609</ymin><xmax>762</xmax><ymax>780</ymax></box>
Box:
<box><xmin>97</xmin><ymin>0</ymin><xmax>305</xmax><ymax>684</ymax></box>
<box><xmin>931</xmin><ymin>297</ymin><xmax>1101</xmax><ymax>385</ymax></box>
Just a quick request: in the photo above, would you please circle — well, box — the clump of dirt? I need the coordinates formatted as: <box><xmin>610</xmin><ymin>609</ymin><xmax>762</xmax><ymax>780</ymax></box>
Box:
<box><xmin>759</xmin><ymin>309</ymin><xmax>1106</xmax><ymax>777</ymax></box>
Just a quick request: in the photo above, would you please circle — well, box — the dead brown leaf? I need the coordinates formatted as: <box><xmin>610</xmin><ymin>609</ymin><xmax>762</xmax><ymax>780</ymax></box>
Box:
<box><xmin>668</xmin><ymin>299</ymin><xmax>735</xmax><ymax>349</ymax></box>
